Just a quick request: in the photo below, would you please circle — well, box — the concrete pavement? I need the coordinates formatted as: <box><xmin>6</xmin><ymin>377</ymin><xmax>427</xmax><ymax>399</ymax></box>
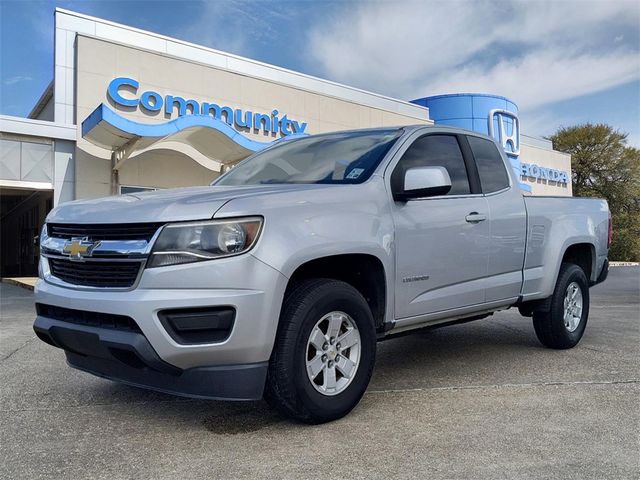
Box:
<box><xmin>1</xmin><ymin>267</ymin><xmax>638</xmax><ymax>479</ymax></box>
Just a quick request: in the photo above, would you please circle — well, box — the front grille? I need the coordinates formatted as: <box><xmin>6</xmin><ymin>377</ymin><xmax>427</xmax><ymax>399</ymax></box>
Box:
<box><xmin>36</xmin><ymin>303</ymin><xmax>142</xmax><ymax>333</ymax></box>
<box><xmin>48</xmin><ymin>223</ymin><xmax>163</xmax><ymax>241</ymax></box>
<box><xmin>48</xmin><ymin>258</ymin><xmax>142</xmax><ymax>288</ymax></box>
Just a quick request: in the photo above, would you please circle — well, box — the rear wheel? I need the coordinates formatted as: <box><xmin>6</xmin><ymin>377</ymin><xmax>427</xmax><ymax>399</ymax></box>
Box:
<box><xmin>533</xmin><ymin>263</ymin><xmax>590</xmax><ymax>349</ymax></box>
<box><xmin>265</xmin><ymin>279</ymin><xmax>376</xmax><ymax>424</ymax></box>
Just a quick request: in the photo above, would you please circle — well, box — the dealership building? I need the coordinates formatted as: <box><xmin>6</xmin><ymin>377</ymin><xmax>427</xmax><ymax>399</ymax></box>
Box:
<box><xmin>0</xmin><ymin>9</ymin><xmax>571</xmax><ymax>277</ymax></box>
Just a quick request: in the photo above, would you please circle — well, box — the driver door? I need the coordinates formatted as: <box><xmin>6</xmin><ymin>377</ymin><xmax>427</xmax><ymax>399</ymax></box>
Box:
<box><xmin>390</xmin><ymin>133</ymin><xmax>490</xmax><ymax>319</ymax></box>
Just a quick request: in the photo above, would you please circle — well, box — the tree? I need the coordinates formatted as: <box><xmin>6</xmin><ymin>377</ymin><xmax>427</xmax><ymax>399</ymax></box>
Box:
<box><xmin>549</xmin><ymin>124</ymin><xmax>640</xmax><ymax>262</ymax></box>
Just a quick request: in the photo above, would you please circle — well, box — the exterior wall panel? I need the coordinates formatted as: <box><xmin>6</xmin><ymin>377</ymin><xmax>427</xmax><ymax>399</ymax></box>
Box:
<box><xmin>0</xmin><ymin>137</ymin><xmax>53</xmax><ymax>185</ymax></box>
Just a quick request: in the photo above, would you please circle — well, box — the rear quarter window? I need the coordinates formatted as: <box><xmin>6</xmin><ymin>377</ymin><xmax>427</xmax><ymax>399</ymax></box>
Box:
<box><xmin>468</xmin><ymin>136</ymin><xmax>510</xmax><ymax>193</ymax></box>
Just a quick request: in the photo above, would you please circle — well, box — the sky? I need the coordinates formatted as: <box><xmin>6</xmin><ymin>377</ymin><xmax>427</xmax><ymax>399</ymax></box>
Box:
<box><xmin>1</xmin><ymin>0</ymin><xmax>639</xmax><ymax>146</ymax></box>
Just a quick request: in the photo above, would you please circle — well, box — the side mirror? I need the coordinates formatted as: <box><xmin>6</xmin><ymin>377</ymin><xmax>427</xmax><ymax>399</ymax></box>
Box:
<box><xmin>394</xmin><ymin>166</ymin><xmax>452</xmax><ymax>201</ymax></box>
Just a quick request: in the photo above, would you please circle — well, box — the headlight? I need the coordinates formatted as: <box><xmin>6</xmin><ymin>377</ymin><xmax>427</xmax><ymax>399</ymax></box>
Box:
<box><xmin>38</xmin><ymin>224</ymin><xmax>48</xmax><ymax>278</ymax></box>
<box><xmin>39</xmin><ymin>223</ymin><xmax>48</xmax><ymax>246</ymax></box>
<box><xmin>148</xmin><ymin>217</ymin><xmax>263</xmax><ymax>268</ymax></box>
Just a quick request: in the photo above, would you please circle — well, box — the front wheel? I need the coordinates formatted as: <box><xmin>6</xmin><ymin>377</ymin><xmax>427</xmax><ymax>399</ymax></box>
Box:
<box><xmin>265</xmin><ymin>279</ymin><xmax>376</xmax><ymax>424</ymax></box>
<box><xmin>533</xmin><ymin>263</ymin><xmax>590</xmax><ymax>349</ymax></box>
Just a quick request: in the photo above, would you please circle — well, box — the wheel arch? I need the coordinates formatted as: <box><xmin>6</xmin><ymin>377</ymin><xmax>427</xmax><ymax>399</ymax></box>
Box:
<box><xmin>559</xmin><ymin>242</ymin><xmax>596</xmax><ymax>284</ymax></box>
<box><xmin>520</xmin><ymin>240</ymin><xmax>596</xmax><ymax>316</ymax></box>
<box><xmin>284</xmin><ymin>253</ymin><xmax>388</xmax><ymax>330</ymax></box>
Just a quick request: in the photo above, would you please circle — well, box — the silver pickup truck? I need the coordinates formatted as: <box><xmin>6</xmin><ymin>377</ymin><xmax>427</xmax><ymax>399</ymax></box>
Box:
<box><xmin>33</xmin><ymin>126</ymin><xmax>610</xmax><ymax>423</ymax></box>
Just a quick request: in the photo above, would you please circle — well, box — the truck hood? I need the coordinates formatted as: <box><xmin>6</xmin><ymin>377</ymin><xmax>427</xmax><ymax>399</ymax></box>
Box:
<box><xmin>46</xmin><ymin>184</ymin><xmax>331</xmax><ymax>224</ymax></box>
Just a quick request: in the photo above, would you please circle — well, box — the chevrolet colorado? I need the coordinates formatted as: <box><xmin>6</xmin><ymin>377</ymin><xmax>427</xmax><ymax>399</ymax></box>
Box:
<box><xmin>33</xmin><ymin>126</ymin><xmax>610</xmax><ymax>423</ymax></box>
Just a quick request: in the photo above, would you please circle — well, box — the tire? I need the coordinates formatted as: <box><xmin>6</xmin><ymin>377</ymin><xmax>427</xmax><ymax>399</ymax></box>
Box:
<box><xmin>265</xmin><ymin>279</ymin><xmax>376</xmax><ymax>424</ymax></box>
<box><xmin>533</xmin><ymin>262</ymin><xmax>590</xmax><ymax>349</ymax></box>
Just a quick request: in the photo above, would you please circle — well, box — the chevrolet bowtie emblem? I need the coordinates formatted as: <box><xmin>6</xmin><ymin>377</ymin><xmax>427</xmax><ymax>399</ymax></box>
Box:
<box><xmin>63</xmin><ymin>237</ymin><xmax>99</xmax><ymax>260</ymax></box>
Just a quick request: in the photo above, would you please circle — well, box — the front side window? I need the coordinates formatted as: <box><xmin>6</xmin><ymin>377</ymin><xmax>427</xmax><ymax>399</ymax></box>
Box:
<box><xmin>391</xmin><ymin>134</ymin><xmax>470</xmax><ymax>196</ymax></box>
<box><xmin>467</xmin><ymin>136</ymin><xmax>510</xmax><ymax>193</ymax></box>
<box><xmin>215</xmin><ymin>129</ymin><xmax>402</xmax><ymax>186</ymax></box>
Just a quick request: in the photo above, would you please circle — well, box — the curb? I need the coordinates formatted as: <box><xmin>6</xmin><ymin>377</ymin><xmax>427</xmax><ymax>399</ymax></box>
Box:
<box><xmin>609</xmin><ymin>262</ymin><xmax>640</xmax><ymax>267</ymax></box>
<box><xmin>1</xmin><ymin>278</ymin><xmax>36</xmax><ymax>291</ymax></box>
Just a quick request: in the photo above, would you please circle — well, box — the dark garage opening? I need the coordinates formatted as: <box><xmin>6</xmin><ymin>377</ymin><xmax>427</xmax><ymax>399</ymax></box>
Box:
<box><xmin>0</xmin><ymin>188</ymin><xmax>53</xmax><ymax>277</ymax></box>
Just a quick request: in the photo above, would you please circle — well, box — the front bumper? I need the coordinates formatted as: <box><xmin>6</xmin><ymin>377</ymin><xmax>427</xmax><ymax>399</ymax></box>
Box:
<box><xmin>33</xmin><ymin>316</ymin><xmax>267</xmax><ymax>400</ymax></box>
<box><xmin>33</xmin><ymin>253</ymin><xmax>288</xmax><ymax>399</ymax></box>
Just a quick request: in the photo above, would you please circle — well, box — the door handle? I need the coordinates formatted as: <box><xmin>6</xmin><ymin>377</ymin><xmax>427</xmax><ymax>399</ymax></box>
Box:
<box><xmin>465</xmin><ymin>212</ymin><xmax>487</xmax><ymax>223</ymax></box>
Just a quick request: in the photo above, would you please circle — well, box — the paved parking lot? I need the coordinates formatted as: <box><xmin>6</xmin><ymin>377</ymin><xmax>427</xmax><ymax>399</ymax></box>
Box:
<box><xmin>1</xmin><ymin>267</ymin><xmax>638</xmax><ymax>479</ymax></box>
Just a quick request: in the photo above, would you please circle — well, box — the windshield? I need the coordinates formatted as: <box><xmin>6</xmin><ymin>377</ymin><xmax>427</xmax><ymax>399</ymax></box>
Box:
<box><xmin>214</xmin><ymin>129</ymin><xmax>403</xmax><ymax>185</ymax></box>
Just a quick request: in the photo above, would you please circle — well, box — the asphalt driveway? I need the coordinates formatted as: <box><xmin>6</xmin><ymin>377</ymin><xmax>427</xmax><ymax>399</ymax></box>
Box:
<box><xmin>1</xmin><ymin>267</ymin><xmax>638</xmax><ymax>479</ymax></box>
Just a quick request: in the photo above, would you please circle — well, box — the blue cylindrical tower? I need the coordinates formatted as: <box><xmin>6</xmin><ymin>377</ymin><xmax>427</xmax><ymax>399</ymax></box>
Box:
<box><xmin>411</xmin><ymin>93</ymin><xmax>529</xmax><ymax>192</ymax></box>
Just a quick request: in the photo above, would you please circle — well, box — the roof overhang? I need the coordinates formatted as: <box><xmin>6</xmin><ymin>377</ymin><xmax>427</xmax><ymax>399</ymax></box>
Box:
<box><xmin>81</xmin><ymin>104</ymin><xmax>305</xmax><ymax>171</ymax></box>
<box><xmin>0</xmin><ymin>114</ymin><xmax>75</xmax><ymax>141</ymax></box>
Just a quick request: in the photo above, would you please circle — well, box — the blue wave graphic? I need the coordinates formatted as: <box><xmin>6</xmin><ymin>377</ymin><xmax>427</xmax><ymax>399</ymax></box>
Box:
<box><xmin>82</xmin><ymin>104</ymin><xmax>307</xmax><ymax>152</ymax></box>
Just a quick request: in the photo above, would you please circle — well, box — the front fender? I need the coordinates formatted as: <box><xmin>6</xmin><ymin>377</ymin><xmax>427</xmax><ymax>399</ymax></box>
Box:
<box><xmin>215</xmin><ymin>178</ymin><xmax>396</xmax><ymax>324</ymax></box>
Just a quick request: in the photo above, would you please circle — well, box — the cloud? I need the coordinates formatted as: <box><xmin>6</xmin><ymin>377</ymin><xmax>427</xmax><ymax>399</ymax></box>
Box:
<box><xmin>173</xmin><ymin>0</ymin><xmax>297</xmax><ymax>58</ymax></box>
<box><xmin>307</xmin><ymin>0</ymin><xmax>640</xmax><ymax>111</ymax></box>
<box><xmin>423</xmin><ymin>49</ymin><xmax>640</xmax><ymax>110</ymax></box>
<box><xmin>4</xmin><ymin>75</ymin><xmax>33</xmax><ymax>86</ymax></box>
